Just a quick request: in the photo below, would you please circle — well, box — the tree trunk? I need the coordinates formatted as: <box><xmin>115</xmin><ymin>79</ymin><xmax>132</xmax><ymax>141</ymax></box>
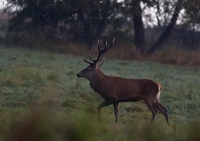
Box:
<box><xmin>88</xmin><ymin>0</ymin><xmax>111</xmax><ymax>49</ymax></box>
<box><xmin>132</xmin><ymin>0</ymin><xmax>146</xmax><ymax>52</ymax></box>
<box><xmin>147</xmin><ymin>0</ymin><xmax>183</xmax><ymax>53</ymax></box>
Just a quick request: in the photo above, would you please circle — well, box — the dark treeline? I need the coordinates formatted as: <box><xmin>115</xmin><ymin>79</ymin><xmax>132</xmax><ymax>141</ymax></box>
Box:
<box><xmin>2</xmin><ymin>0</ymin><xmax>200</xmax><ymax>53</ymax></box>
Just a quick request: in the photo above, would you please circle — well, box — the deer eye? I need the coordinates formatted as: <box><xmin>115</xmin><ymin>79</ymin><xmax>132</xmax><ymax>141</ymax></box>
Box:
<box><xmin>86</xmin><ymin>68</ymin><xmax>90</xmax><ymax>71</ymax></box>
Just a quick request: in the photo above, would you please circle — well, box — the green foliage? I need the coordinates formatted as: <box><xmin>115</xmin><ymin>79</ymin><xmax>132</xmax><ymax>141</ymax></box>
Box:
<box><xmin>6</xmin><ymin>0</ymin><xmax>119</xmax><ymax>46</ymax></box>
<box><xmin>0</xmin><ymin>45</ymin><xmax>200</xmax><ymax>140</ymax></box>
<box><xmin>183</xmin><ymin>0</ymin><xmax>200</xmax><ymax>26</ymax></box>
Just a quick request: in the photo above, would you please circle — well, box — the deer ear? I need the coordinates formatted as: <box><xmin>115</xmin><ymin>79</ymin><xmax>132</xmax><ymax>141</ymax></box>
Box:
<box><xmin>97</xmin><ymin>61</ymin><xmax>104</xmax><ymax>67</ymax></box>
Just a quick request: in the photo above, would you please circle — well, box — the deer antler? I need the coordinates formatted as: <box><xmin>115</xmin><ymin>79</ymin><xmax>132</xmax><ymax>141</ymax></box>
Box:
<box><xmin>83</xmin><ymin>38</ymin><xmax>115</xmax><ymax>65</ymax></box>
<box><xmin>82</xmin><ymin>54</ymin><xmax>93</xmax><ymax>65</ymax></box>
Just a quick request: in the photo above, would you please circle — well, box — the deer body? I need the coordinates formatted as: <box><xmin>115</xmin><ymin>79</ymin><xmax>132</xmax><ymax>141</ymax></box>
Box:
<box><xmin>87</xmin><ymin>66</ymin><xmax>157</xmax><ymax>102</ymax></box>
<box><xmin>77</xmin><ymin>39</ymin><xmax>169</xmax><ymax>124</ymax></box>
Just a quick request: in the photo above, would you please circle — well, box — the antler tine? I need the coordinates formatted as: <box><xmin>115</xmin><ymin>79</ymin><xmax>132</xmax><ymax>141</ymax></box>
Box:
<box><xmin>112</xmin><ymin>38</ymin><xmax>115</xmax><ymax>43</ymax></box>
<box><xmin>82</xmin><ymin>38</ymin><xmax>115</xmax><ymax>65</ymax></box>
<box><xmin>89</xmin><ymin>39</ymin><xmax>103</xmax><ymax>63</ymax></box>
<box><xmin>89</xmin><ymin>54</ymin><xmax>96</xmax><ymax>62</ymax></box>
<box><xmin>82</xmin><ymin>54</ymin><xmax>93</xmax><ymax>64</ymax></box>
<box><xmin>99</xmin><ymin>40</ymin><xmax>104</xmax><ymax>51</ymax></box>
<box><xmin>98</xmin><ymin>39</ymin><xmax>103</xmax><ymax>51</ymax></box>
<box><xmin>95</xmin><ymin>38</ymin><xmax>116</xmax><ymax>63</ymax></box>
<box><xmin>98</xmin><ymin>53</ymin><xmax>104</xmax><ymax>62</ymax></box>
<box><xmin>92</xmin><ymin>55</ymin><xmax>95</xmax><ymax>60</ymax></box>
<box><xmin>104</xmin><ymin>38</ymin><xmax>115</xmax><ymax>52</ymax></box>
<box><xmin>82</xmin><ymin>54</ymin><xmax>86</xmax><ymax>60</ymax></box>
<box><xmin>98</xmin><ymin>39</ymin><xmax>100</xmax><ymax>49</ymax></box>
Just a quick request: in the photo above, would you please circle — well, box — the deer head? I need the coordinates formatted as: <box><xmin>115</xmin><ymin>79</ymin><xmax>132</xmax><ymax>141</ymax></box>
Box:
<box><xmin>77</xmin><ymin>38</ymin><xmax>115</xmax><ymax>80</ymax></box>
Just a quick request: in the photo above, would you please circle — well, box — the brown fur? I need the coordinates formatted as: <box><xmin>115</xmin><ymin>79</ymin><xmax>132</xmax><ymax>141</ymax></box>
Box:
<box><xmin>77</xmin><ymin>65</ymin><xmax>169</xmax><ymax>124</ymax></box>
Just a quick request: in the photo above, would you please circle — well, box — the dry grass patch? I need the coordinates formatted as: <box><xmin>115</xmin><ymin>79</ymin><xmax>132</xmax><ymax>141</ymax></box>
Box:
<box><xmin>147</xmin><ymin>48</ymin><xmax>200</xmax><ymax>68</ymax></box>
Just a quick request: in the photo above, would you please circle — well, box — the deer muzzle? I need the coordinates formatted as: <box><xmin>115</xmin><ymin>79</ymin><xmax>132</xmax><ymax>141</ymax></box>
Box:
<box><xmin>77</xmin><ymin>73</ymin><xmax>81</xmax><ymax>78</ymax></box>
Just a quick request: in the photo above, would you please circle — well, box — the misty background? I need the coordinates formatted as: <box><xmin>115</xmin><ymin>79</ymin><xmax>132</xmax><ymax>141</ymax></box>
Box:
<box><xmin>0</xmin><ymin>0</ymin><xmax>200</xmax><ymax>54</ymax></box>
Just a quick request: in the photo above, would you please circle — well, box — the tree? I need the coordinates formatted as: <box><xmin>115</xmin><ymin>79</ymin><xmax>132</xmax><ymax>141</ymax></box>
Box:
<box><xmin>5</xmin><ymin>0</ymin><xmax>200</xmax><ymax>52</ymax></box>
<box><xmin>7</xmin><ymin>0</ymin><xmax>61</xmax><ymax>38</ymax></box>
<box><xmin>182</xmin><ymin>0</ymin><xmax>200</xmax><ymax>30</ymax></box>
<box><xmin>123</xmin><ymin>0</ymin><xmax>147</xmax><ymax>52</ymax></box>
<box><xmin>123</xmin><ymin>0</ymin><xmax>183</xmax><ymax>53</ymax></box>
<box><xmin>148</xmin><ymin>0</ymin><xmax>183</xmax><ymax>53</ymax></box>
<box><xmin>132</xmin><ymin>0</ymin><xmax>146</xmax><ymax>52</ymax></box>
<box><xmin>5</xmin><ymin>0</ymin><xmax>117</xmax><ymax>48</ymax></box>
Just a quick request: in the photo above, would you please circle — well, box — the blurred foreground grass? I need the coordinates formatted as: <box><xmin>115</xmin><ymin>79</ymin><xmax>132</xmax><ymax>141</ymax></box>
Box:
<box><xmin>0</xmin><ymin>45</ymin><xmax>200</xmax><ymax>141</ymax></box>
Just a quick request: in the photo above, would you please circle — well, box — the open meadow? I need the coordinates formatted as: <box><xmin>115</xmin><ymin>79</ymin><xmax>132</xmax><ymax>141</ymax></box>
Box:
<box><xmin>0</xmin><ymin>45</ymin><xmax>200</xmax><ymax>141</ymax></box>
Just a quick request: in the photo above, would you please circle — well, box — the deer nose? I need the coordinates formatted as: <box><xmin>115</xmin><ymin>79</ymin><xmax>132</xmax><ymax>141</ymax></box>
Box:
<box><xmin>77</xmin><ymin>73</ymin><xmax>81</xmax><ymax>78</ymax></box>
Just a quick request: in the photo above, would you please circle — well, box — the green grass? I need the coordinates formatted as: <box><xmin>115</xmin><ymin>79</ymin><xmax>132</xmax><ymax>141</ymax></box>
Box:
<box><xmin>0</xmin><ymin>45</ymin><xmax>200</xmax><ymax>140</ymax></box>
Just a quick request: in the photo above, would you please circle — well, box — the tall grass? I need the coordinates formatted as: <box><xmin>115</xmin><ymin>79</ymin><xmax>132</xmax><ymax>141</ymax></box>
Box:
<box><xmin>0</xmin><ymin>45</ymin><xmax>200</xmax><ymax>140</ymax></box>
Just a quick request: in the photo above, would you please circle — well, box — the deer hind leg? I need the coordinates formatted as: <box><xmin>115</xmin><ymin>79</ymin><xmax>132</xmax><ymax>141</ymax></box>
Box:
<box><xmin>144</xmin><ymin>100</ymin><xmax>157</xmax><ymax>122</ymax></box>
<box><xmin>113</xmin><ymin>102</ymin><xmax>119</xmax><ymax>123</ymax></box>
<box><xmin>153</xmin><ymin>101</ymin><xmax>169</xmax><ymax>124</ymax></box>
<box><xmin>98</xmin><ymin>101</ymin><xmax>112</xmax><ymax>122</ymax></box>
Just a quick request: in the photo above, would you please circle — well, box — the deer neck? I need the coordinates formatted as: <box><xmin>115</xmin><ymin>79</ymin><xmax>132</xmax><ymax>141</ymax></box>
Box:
<box><xmin>90</xmin><ymin>68</ymin><xmax>109</xmax><ymax>93</ymax></box>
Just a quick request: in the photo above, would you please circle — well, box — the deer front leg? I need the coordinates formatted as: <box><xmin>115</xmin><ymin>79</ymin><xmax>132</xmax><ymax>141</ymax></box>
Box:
<box><xmin>98</xmin><ymin>101</ymin><xmax>112</xmax><ymax>122</ymax></box>
<box><xmin>113</xmin><ymin>102</ymin><xmax>119</xmax><ymax>123</ymax></box>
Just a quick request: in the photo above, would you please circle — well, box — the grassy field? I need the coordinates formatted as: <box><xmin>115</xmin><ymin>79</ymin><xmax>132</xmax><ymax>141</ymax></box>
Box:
<box><xmin>0</xmin><ymin>45</ymin><xmax>200</xmax><ymax>141</ymax></box>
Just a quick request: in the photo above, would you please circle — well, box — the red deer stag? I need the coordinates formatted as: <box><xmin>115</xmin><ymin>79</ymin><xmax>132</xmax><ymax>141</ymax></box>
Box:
<box><xmin>77</xmin><ymin>38</ymin><xmax>169</xmax><ymax>124</ymax></box>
